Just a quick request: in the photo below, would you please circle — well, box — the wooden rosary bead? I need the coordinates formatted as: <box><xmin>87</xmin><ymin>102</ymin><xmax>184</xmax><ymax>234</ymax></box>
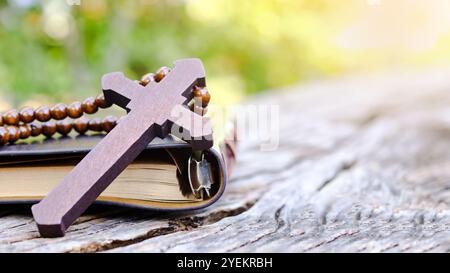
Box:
<box><xmin>42</xmin><ymin>121</ymin><xmax>57</xmax><ymax>138</ymax></box>
<box><xmin>3</xmin><ymin>110</ymin><xmax>20</xmax><ymax>125</ymax></box>
<box><xmin>95</xmin><ymin>94</ymin><xmax>112</xmax><ymax>109</ymax></box>
<box><xmin>0</xmin><ymin>127</ymin><xmax>9</xmax><ymax>145</ymax></box>
<box><xmin>51</xmin><ymin>103</ymin><xmax>67</xmax><ymax>120</ymax></box>
<box><xmin>139</xmin><ymin>73</ymin><xmax>156</xmax><ymax>86</ymax></box>
<box><xmin>67</xmin><ymin>101</ymin><xmax>83</xmax><ymax>119</ymax></box>
<box><xmin>19</xmin><ymin>125</ymin><xmax>31</xmax><ymax>139</ymax></box>
<box><xmin>73</xmin><ymin>118</ymin><xmax>89</xmax><ymax>134</ymax></box>
<box><xmin>7</xmin><ymin>126</ymin><xmax>20</xmax><ymax>143</ymax></box>
<box><xmin>19</xmin><ymin>107</ymin><xmax>35</xmax><ymax>123</ymax></box>
<box><xmin>88</xmin><ymin>117</ymin><xmax>103</xmax><ymax>132</ymax></box>
<box><xmin>193</xmin><ymin>86</ymin><xmax>211</xmax><ymax>107</ymax></box>
<box><xmin>35</xmin><ymin>106</ymin><xmax>51</xmax><ymax>122</ymax></box>
<box><xmin>101</xmin><ymin>116</ymin><xmax>117</xmax><ymax>132</ymax></box>
<box><xmin>82</xmin><ymin>97</ymin><xmax>98</xmax><ymax>114</ymax></box>
<box><xmin>29</xmin><ymin>122</ymin><xmax>42</xmax><ymax>137</ymax></box>
<box><xmin>56</xmin><ymin>120</ymin><xmax>72</xmax><ymax>136</ymax></box>
<box><xmin>154</xmin><ymin>66</ymin><xmax>171</xmax><ymax>82</ymax></box>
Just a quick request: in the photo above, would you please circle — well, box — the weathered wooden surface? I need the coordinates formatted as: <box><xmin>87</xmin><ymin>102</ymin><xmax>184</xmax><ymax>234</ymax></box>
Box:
<box><xmin>1</xmin><ymin>69</ymin><xmax>450</xmax><ymax>252</ymax></box>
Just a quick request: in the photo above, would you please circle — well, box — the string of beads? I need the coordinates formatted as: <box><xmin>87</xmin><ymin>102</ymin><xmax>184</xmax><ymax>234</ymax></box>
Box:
<box><xmin>0</xmin><ymin>66</ymin><xmax>210</xmax><ymax>145</ymax></box>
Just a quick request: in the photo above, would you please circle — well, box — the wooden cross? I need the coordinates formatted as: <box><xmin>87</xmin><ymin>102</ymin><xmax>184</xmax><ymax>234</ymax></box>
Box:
<box><xmin>31</xmin><ymin>58</ymin><xmax>213</xmax><ymax>237</ymax></box>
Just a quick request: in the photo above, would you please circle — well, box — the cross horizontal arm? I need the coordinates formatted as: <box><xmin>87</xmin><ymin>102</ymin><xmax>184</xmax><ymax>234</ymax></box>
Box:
<box><xmin>102</xmin><ymin>72</ymin><xmax>145</xmax><ymax>111</ymax></box>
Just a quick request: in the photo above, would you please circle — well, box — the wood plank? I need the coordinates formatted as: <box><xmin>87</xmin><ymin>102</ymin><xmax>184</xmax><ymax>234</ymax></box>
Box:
<box><xmin>0</xmin><ymin>69</ymin><xmax>449</xmax><ymax>252</ymax></box>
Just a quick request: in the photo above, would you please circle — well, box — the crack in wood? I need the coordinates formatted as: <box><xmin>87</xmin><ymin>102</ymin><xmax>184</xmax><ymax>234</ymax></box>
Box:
<box><xmin>303</xmin><ymin>230</ymin><xmax>360</xmax><ymax>252</ymax></box>
<box><xmin>316</xmin><ymin>160</ymin><xmax>357</xmax><ymax>192</ymax></box>
<box><xmin>228</xmin><ymin>205</ymin><xmax>286</xmax><ymax>252</ymax></box>
<box><xmin>69</xmin><ymin>200</ymin><xmax>258</xmax><ymax>253</ymax></box>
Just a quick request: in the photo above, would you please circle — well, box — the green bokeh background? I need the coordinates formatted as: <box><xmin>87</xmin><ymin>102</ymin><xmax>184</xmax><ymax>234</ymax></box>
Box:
<box><xmin>1</xmin><ymin>0</ymin><xmax>450</xmax><ymax>109</ymax></box>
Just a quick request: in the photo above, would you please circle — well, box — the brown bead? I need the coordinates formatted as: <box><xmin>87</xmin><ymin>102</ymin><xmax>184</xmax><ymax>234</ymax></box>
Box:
<box><xmin>95</xmin><ymin>93</ymin><xmax>112</xmax><ymax>109</ymax></box>
<box><xmin>139</xmin><ymin>73</ymin><xmax>156</xmax><ymax>86</ymax></box>
<box><xmin>67</xmin><ymin>101</ymin><xmax>83</xmax><ymax>119</ymax></box>
<box><xmin>193</xmin><ymin>86</ymin><xmax>211</xmax><ymax>107</ymax></box>
<box><xmin>42</xmin><ymin>121</ymin><xmax>57</xmax><ymax>138</ymax></box>
<box><xmin>3</xmin><ymin>110</ymin><xmax>20</xmax><ymax>125</ymax></box>
<box><xmin>19</xmin><ymin>107</ymin><xmax>35</xmax><ymax>123</ymax></box>
<box><xmin>82</xmin><ymin>97</ymin><xmax>98</xmax><ymax>114</ymax></box>
<box><xmin>154</xmin><ymin>66</ymin><xmax>171</xmax><ymax>82</ymax></box>
<box><xmin>101</xmin><ymin>116</ymin><xmax>117</xmax><ymax>132</ymax></box>
<box><xmin>73</xmin><ymin>117</ymin><xmax>89</xmax><ymax>134</ymax></box>
<box><xmin>19</xmin><ymin>125</ymin><xmax>31</xmax><ymax>139</ymax></box>
<box><xmin>0</xmin><ymin>115</ymin><xmax>3</xmax><ymax>126</ymax></box>
<box><xmin>88</xmin><ymin>117</ymin><xmax>103</xmax><ymax>132</ymax></box>
<box><xmin>29</xmin><ymin>122</ymin><xmax>42</xmax><ymax>137</ymax></box>
<box><xmin>51</xmin><ymin>103</ymin><xmax>67</xmax><ymax>120</ymax></box>
<box><xmin>0</xmin><ymin>127</ymin><xmax>9</xmax><ymax>145</ymax></box>
<box><xmin>7</xmin><ymin>126</ymin><xmax>20</xmax><ymax>143</ymax></box>
<box><xmin>56</xmin><ymin>120</ymin><xmax>72</xmax><ymax>136</ymax></box>
<box><xmin>35</xmin><ymin>106</ymin><xmax>51</xmax><ymax>122</ymax></box>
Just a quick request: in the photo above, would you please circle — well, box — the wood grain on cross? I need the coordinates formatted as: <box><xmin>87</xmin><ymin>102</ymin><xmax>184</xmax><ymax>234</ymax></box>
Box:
<box><xmin>31</xmin><ymin>58</ymin><xmax>213</xmax><ymax>238</ymax></box>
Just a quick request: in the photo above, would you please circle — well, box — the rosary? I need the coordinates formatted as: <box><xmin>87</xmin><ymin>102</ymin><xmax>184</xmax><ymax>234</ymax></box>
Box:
<box><xmin>0</xmin><ymin>66</ymin><xmax>210</xmax><ymax>145</ymax></box>
<box><xmin>0</xmin><ymin>59</ymin><xmax>214</xmax><ymax>238</ymax></box>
